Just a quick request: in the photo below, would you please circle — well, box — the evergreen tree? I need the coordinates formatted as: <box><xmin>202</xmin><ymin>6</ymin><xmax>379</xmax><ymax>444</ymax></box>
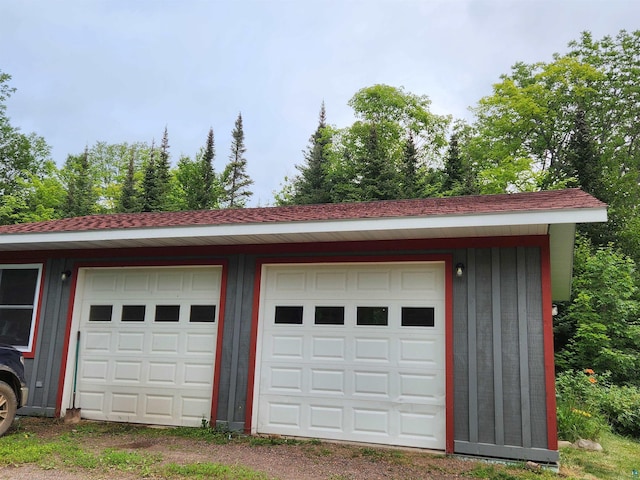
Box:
<box><xmin>141</xmin><ymin>140</ymin><xmax>159</xmax><ymax>212</ymax></box>
<box><xmin>400</xmin><ymin>132</ymin><xmax>420</xmax><ymax>199</ymax></box>
<box><xmin>566</xmin><ymin>108</ymin><xmax>602</xmax><ymax>198</ymax></box>
<box><xmin>156</xmin><ymin>126</ymin><xmax>172</xmax><ymax>207</ymax></box>
<box><xmin>118</xmin><ymin>149</ymin><xmax>139</xmax><ymax>212</ymax></box>
<box><xmin>63</xmin><ymin>147</ymin><xmax>96</xmax><ymax>217</ymax></box>
<box><xmin>199</xmin><ymin>127</ymin><xmax>217</xmax><ymax>209</ymax></box>
<box><xmin>176</xmin><ymin>128</ymin><xmax>219</xmax><ymax>210</ymax></box>
<box><xmin>221</xmin><ymin>113</ymin><xmax>253</xmax><ymax>208</ymax></box>
<box><xmin>292</xmin><ymin>102</ymin><xmax>332</xmax><ymax>204</ymax></box>
<box><xmin>442</xmin><ymin>130</ymin><xmax>475</xmax><ymax>196</ymax></box>
<box><xmin>358</xmin><ymin>125</ymin><xmax>397</xmax><ymax>201</ymax></box>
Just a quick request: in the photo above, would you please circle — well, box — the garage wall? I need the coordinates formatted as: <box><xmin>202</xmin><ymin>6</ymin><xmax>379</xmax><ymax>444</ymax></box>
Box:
<box><xmin>18</xmin><ymin>242</ymin><xmax>557</xmax><ymax>462</ymax></box>
<box><xmin>22</xmin><ymin>258</ymin><xmax>74</xmax><ymax>417</ymax></box>
<box><xmin>216</xmin><ymin>254</ymin><xmax>257</xmax><ymax>430</ymax></box>
<box><xmin>452</xmin><ymin>246</ymin><xmax>557</xmax><ymax>463</ymax></box>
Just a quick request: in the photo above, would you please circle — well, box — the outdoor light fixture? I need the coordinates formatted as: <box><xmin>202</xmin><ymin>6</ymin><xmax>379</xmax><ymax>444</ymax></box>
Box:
<box><xmin>552</xmin><ymin>304</ymin><xmax>558</xmax><ymax>316</ymax></box>
<box><xmin>61</xmin><ymin>270</ymin><xmax>72</xmax><ymax>282</ymax></box>
<box><xmin>455</xmin><ymin>263</ymin><xmax>465</xmax><ymax>277</ymax></box>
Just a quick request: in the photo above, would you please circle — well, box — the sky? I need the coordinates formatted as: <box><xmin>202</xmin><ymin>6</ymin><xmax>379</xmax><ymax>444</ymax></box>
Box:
<box><xmin>2</xmin><ymin>0</ymin><xmax>639</xmax><ymax>205</ymax></box>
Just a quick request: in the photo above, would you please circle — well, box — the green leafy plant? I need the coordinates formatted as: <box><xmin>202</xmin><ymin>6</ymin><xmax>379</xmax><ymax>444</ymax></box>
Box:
<box><xmin>556</xmin><ymin>369</ymin><xmax>609</xmax><ymax>442</ymax></box>
<box><xmin>597</xmin><ymin>384</ymin><xmax>640</xmax><ymax>438</ymax></box>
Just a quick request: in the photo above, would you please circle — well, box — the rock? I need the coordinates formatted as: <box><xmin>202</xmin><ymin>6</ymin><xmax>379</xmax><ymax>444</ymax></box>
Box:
<box><xmin>574</xmin><ymin>439</ymin><xmax>603</xmax><ymax>451</ymax></box>
<box><xmin>525</xmin><ymin>461</ymin><xmax>541</xmax><ymax>470</ymax></box>
<box><xmin>557</xmin><ymin>440</ymin><xmax>573</xmax><ymax>448</ymax></box>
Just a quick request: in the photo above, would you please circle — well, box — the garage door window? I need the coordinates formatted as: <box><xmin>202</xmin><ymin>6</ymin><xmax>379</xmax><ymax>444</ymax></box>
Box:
<box><xmin>356</xmin><ymin>306</ymin><xmax>388</xmax><ymax>326</ymax></box>
<box><xmin>314</xmin><ymin>306</ymin><xmax>345</xmax><ymax>325</ymax></box>
<box><xmin>0</xmin><ymin>264</ymin><xmax>42</xmax><ymax>352</ymax></box>
<box><xmin>122</xmin><ymin>305</ymin><xmax>146</xmax><ymax>322</ymax></box>
<box><xmin>274</xmin><ymin>306</ymin><xmax>303</xmax><ymax>324</ymax></box>
<box><xmin>155</xmin><ymin>305</ymin><xmax>180</xmax><ymax>322</ymax></box>
<box><xmin>89</xmin><ymin>305</ymin><xmax>113</xmax><ymax>322</ymax></box>
<box><xmin>401</xmin><ymin>307</ymin><xmax>435</xmax><ymax>327</ymax></box>
<box><xmin>190</xmin><ymin>305</ymin><xmax>216</xmax><ymax>323</ymax></box>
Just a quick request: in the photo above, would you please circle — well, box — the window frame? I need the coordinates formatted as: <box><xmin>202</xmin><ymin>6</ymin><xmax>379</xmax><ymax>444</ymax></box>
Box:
<box><xmin>0</xmin><ymin>263</ymin><xmax>44</xmax><ymax>357</ymax></box>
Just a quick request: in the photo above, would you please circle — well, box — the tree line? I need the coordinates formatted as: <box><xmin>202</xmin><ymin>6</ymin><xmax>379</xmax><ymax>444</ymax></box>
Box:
<box><xmin>2</xmin><ymin>30</ymin><xmax>640</xmax><ymax>386</ymax></box>
<box><xmin>0</xmin><ymin>93</ymin><xmax>253</xmax><ymax>222</ymax></box>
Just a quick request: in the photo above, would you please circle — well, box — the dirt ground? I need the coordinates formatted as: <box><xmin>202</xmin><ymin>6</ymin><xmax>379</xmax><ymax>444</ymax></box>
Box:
<box><xmin>0</xmin><ymin>417</ymin><xmax>491</xmax><ymax>480</ymax></box>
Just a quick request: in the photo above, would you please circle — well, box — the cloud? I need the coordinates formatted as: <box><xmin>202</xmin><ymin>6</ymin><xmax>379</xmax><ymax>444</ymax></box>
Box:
<box><xmin>2</xmin><ymin>0</ymin><xmax>639</xmax><ymax>204</ymax></box>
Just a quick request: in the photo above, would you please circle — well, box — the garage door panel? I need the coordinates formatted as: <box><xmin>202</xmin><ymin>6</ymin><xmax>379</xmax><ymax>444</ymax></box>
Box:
<box><xmin>256</xmin><ymin>262</ymin><xmax>447</xmax><ymax>449</ymax></box>
<box><xmin>114</xmin><ymin>361</ymin><xmax>142</xmax><ymax>382</ymax></box>
<box><xmin>399</xmin><ymin>373</ymin><xmax>443</xmax><ymax>401</ymax></box>
<box><xmin>398</xmin><ymin>337</ymin><xmax>444</xmax><ymax>365</ymax></box>
<box><xmin>148</xmin><ymin>363</ymin><xmax>177</xmax><ymax>383</ymax></box>
<box><xmin>85</xmin><ymin>331</ymin><xmax>112</xmax><ymax>352</ymax></box>
<box><xmin>270</xmin><ymin>335</ymin><xmax>305</xmax><ymax>358</ymax></box>
<box><xmin>81</xmin><ymin>360</ymin><xmax>108</xmax><ymax>381</ymax></box>
<box><xmin>353</xmin><ymin>371</ymin><xmax>390</xmax><ymax>397</ymax></box>
<box><xmin>311</xmin><ymin>337</ymin><xmax>346</xmax><ymax>360</ymax></box>
<box><xmin>310</xmin><ymin>404</ymin><xmax>343</xmax><ymax>431</ymax></box>
<box><xmin>310</xmin><ymin>369</ymin><xmax>344</xmax><ymax>394</ymax></box>
<box><xmin>269</xmin><ymin>367</ymin><xmax>304</xmax><ymax>392</ymax></box>
<box><xmin>117</xmin><ymin>332</ymin><xmax>145</xmax><ymax>352</ymax></box>
<box><xmin>186</xmin><ymin>333</ymin><xmax>217</xmax><ymax>353</ymax></box>
<box><xmin>112</xmin><ymin>393</ymin><xmax>138</xmax><ymax>414</ymax></box>
<box><xmin>354</xmin><ymin>338</ymin><xmax>390</xmax><ymax>362</ymax></box>
<box><xmin>75</xmin><ymin>266</ymin><xmax>221</xmax><ymax>426</ymax></box>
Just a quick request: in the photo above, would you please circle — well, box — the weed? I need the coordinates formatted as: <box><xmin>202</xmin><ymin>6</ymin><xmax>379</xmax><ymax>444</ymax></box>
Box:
<box><xmin>161</xmin><ymin>461</ymin><xmax>272</xmax><ymax>479</ymax></box>
<box><xmin>249</xmin><ymin>435</ymin><xmax>301</xmax><ymax>446</ymax></box>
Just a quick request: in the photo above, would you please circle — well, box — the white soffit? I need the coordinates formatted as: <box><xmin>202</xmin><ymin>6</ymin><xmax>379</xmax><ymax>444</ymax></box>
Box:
<box><xmin>0</xmin><ymin>206</ymin><xmax>607</xmax><ymax>252</ymax></box>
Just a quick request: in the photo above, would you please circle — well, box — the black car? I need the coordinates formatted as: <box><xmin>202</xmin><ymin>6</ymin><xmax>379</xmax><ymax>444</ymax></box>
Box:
<box><xmin>0</xmin><ymin>345</ymin><xmax>28</xmax><ymax>436</ymax></box>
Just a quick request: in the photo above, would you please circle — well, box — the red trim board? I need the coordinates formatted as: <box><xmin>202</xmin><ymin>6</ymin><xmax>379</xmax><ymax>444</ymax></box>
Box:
<box><xmin>540</xmin><ymin>240</ymin><xmax>558</xmax><ymax>451</ymax></box>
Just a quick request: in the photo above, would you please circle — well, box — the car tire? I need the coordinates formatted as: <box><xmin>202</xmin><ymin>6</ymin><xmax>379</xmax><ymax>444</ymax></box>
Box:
<box><xmin>0</xmin><ymin>381</ymin><xmax>18</xmax><ymax>437</ymax></box>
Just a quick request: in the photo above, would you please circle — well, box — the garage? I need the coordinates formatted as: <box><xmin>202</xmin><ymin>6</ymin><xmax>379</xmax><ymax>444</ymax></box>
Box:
<box><xmin>65</xmin><ymin>266</ymin><xmax>223</xmax><ymax>427</ymax></box>
<box><xmin>252</xmin><ymin>261</ymin><xmax>446</xmax><ymax>449</ymax></box>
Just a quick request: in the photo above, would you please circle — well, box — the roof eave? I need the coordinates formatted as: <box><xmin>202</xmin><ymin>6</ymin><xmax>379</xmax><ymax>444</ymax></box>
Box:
<box><xmin>0</xmin><ymin>206</ymin><xmax>608</xmax><ymax>252</ymax></box>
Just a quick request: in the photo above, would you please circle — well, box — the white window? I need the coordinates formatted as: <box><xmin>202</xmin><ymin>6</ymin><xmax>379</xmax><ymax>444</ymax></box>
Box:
<box><xmin>0</xmin><ymin>264</ymin><xmax>42</xmax><ymax>353</ymax></box>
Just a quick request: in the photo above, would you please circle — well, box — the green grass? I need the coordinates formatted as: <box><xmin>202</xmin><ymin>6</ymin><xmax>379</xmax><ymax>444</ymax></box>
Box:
<box><xmin>161</xmin><ymin>462</ymin><xmax>273</xmax><ymax>479</ymax></box>
<box><xmin>5</xmin><ymin>418</ymin><xmax>640</xmax><ymax>479</ymax></box>
<box><xmin>560</xmin><ymin>431</ymin><xmax>640</xmax><ymax>479</ymax></box>
<box><xmin>0</xmin><ymin>427</ymin><xmax>272</xmax><ymax>479</ymax></box>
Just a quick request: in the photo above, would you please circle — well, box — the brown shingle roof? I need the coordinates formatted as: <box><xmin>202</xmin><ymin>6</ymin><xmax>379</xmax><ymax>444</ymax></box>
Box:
<box><xmin>0</xmin><ymin>189</ymin><xmax>605</xmax><ymax>235</ymax></box>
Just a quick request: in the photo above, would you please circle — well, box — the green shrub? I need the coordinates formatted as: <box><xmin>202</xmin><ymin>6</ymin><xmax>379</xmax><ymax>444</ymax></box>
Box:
<box><xmin>556</xmin><ymin>370</ymin><xmax>609</xmax><ymax>442</ymax></box>
<box><xmin>597</xmin><ymin>384</ymin><xmax>640</xmax><ymax>438</ymax></box>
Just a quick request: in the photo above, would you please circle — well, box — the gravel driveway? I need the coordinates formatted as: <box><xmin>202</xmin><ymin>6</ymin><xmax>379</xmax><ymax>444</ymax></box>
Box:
<box><xmin>0</xmin><ymin>418</ymin><xmax>493</xmax><ymax>479</ymax></box>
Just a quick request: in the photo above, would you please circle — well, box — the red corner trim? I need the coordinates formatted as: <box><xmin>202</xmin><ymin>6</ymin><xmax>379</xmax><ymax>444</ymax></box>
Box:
<box><xmin>540</xmin><ymin>239</ymin><xmax>558</xmax><ymax>450</ymax></box>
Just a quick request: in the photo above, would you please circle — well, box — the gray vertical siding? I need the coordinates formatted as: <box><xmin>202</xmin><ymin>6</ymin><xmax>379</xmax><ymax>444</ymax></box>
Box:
<box><xmin>454</xmin><ymin>246</ymin><xmax>557</xmax><ymax>463</ymax></box>
<box><xmin>21</xmin><ymin>258</ymin><xmax>74</xmax><ymax>416</ymax></box>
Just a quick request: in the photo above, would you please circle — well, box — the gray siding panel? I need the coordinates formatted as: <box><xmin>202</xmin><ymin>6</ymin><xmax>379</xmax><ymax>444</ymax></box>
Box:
<box><xmin>500</xmin><ymin>248</ymin><xmax>522</xmax><ymax>448</ymax></box>
<box><xmin>22</xmin><ymin>258</ymin><xmax>74</xmax><ymax>416</ymax></box>
<box><xmin>491</xmin><ymin>248</ymin><xmax>504</xmax><ymax>446</ymax></box>
<box><xmin>526</xmin><ymin>248</ymin><xmax>548</xmax><ymax>449</ymax></box>
<box><xmin>517</xmin><ymin>247</ymin><xmax>532</xmax><ymax>448</ymax></box>
<box><xmin>453</xmin><ymin>245</ymin><xmax>556</xmax><ymax>462</ymax></box>
<box><xmin>475</xmin><ymin>249</ymin><xmax>495</xmax><ymax>445</ymax></box>
<box><xmin>453</xmin><ymin>249</ymin><xmax>469</xmax><ymax>442</ymax></box>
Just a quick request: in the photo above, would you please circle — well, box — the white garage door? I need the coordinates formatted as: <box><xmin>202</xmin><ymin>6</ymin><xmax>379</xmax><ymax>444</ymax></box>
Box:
<box><xmin>253</xmin><ymin>262</ymin><xmax>446</xmax><ymax>449</ymax></box>
<box><xmin>73</xmin><ymin>266</ymin><xmax>222</xmax><ymax>426</ymax></box>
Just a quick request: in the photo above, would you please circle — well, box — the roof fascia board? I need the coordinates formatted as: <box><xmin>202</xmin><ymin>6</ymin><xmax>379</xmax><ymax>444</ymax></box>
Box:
<box><xmin>0</xmin><ymin>207</ymin><xmax>607</xmax><ymax>247</ymax></box>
